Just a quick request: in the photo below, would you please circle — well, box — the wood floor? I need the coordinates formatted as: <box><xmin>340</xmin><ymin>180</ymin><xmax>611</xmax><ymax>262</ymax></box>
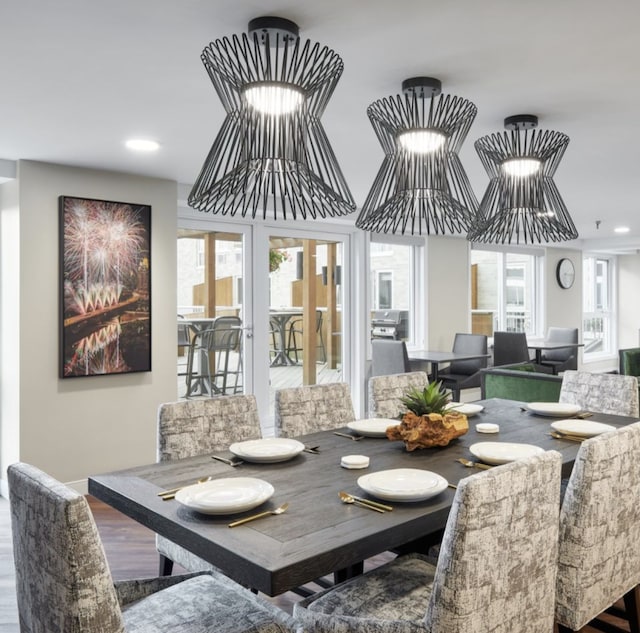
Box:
<box><xmin>0</xmin><ymin>496</ymin><xmax>630</xmax><ymax>632</ymax></box>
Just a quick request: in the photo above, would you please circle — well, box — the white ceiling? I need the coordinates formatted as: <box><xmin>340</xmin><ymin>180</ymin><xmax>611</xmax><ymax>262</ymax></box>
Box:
<box><xmin>2</xmin><ymin>0</ymin><xmax>639</xmax><ymax>250</ymax></box>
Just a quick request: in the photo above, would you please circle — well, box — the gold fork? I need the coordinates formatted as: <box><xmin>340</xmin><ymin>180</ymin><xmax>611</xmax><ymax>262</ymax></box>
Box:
<box><xmin>228</xmin><ymin>503</ymin><xmax>289</xmax><ymax>528</ymax></box>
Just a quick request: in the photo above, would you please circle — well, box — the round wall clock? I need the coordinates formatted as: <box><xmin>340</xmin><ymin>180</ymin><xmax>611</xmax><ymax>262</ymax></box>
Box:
<box><xmin>556</xmin><ymin>258</ymin><xmax>575</xmax><ymax>289</ymax></box>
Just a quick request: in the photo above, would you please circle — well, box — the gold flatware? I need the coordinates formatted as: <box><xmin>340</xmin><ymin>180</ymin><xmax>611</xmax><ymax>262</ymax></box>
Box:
<box><xmin>211</xmin><ymin>455</ymin><xmax>244</xmax><ymax>467</ymax></box>
<box><xmin>339</xmin><ymin>491</ymin><xmax>385</xmax><ymax>513</ymax></box>
<box><xmin>157</xmin><ymin>476</ymin><xmax>212</xmax><ymax>498</ymax></box>
<box><xmin>338</xmin><ymin>491</ymin><xmax>393</xmax><ymax>512</ymax></box>
<box><xmin>304</xmin><ymin>445</ymin><xmax>320</xmax><ymax>454</ymax></box>
<box><xmin>457</xmin><ymin>457</ymin><xmax>493</xmax><ymax>470</ymax></box>
<box><xmin>575</xmin><ymin>412</ymin><xmax>593</xmax><ymax>419</ymax></box>
<box><xmin>549</xmin><ymin>431</ymin><xmax>585</xmax><ymax>443</ymax></box>
<box><xmin>448</xmin><ymin>483</ymin><xmax>458</xmax><ymax>490</ymax></box>
<box><xmin>333</xmin><ymin>431</ymin><xmax>363</xmax><ymax>441</ymax></box>
<box><xmin>228</xmin><ymin>503</ymin><xmax>289</xmax><ymax>528</ymax></box>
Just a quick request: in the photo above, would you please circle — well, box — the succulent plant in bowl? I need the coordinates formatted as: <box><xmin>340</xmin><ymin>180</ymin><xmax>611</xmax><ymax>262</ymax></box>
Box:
<box><xmin>387</xmin><ymin>381</ymin><xmax>468</xmax><ymax>450</ymax></box>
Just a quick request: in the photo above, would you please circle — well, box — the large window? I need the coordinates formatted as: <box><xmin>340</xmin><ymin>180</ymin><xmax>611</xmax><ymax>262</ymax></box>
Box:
<box><xmin>583</xmin><ymin>255</ymin><xmax>614</xmax><ymax>357</ymax></box>
<box><xmin>471</xmin><ymin>248</ymin><xmax>540</xmax><ymax>337</ymax></box>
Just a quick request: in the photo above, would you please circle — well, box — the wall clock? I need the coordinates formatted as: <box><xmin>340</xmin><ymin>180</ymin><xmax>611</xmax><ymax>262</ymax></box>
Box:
<box><xmin>556</xmin><ymin>258</ymin><xmax>575</xmax><ymax>289</ymax></box>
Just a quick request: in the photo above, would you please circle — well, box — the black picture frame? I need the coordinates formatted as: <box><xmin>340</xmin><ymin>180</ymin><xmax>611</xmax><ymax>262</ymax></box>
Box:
<box><xmin>59</xmin><ymin>195</ymin><xmax>151</xmax><ymax>377</ymax></box>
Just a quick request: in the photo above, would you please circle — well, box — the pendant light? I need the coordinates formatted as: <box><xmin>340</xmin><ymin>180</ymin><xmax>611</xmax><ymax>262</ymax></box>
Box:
<box><xmin>468</xmin><ymin>114</ymin><xmax>577</xmax><ymax>244</ymax></box>
<box><xmin>188</xmin><ymin>16</ymin><xmax>356</xmax><ymax>221</ymax></box>
<box><xmin>355</xmin><ymin>77</ymin><xmax>479</xmax><ymax>235</ymax></box>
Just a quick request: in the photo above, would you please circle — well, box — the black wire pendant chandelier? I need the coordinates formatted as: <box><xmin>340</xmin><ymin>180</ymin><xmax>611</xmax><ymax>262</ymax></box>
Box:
<box><xmin>188</xmin><ymin>16</ymin><xmax>356</xmax><ymax>221</ymax></box>
<box><xmin>468</xmin><ymin>114</ymin><xmax>577</xmax><ymax>244</ymax></box>
<box><xmin>355</xmin><ymin>77</ymin><xmax>479</xmax><ymax>235</ymax></box>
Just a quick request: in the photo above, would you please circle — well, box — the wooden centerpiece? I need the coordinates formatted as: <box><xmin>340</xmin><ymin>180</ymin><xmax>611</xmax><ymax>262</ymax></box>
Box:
<box><xmin>386</xmin><ymin>381</ymin><xmax>468</xmax><ymax>450</ymax></box>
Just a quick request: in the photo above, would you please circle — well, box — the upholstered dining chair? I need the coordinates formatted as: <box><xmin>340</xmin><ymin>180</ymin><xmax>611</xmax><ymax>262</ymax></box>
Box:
<box><xmin>156</xmin><ymin>395</ymin><xmax>262</xmax><ymax>575</ymax></box>
<box><xmin>538</xmin><ymin>326</ymin><xmax>579</xmax><ymax>374</ymax></box>
<box><xmin>559</xmin><ymin>370</ymin><xmax>639</xmax><ymax>417</ymax></box>
<box><xmin>8</xmin><ymin>462</ymin><xmax>295</xmax><ymax>633</ymax></box>
<box><xmin>371</xmin><ymin>339</ymin><xmax>412</xmax><ymax>376</ymax></box>
<box><xmin>438</xmin><ymin>332</ymin><xmax>488</xmax><ymax>400</ymax></box>
<box><xmin>368</xmin><ymin>371</ymin><xmax>429</xmax><ymax>418</ymax></box>
<box><xmin>556</xmin><ymin>422</ymin><xmax>640</xmax><ymax>632</ymax></box>
<box><xmin>293</xmin><ymin>451</ymin><xmax>562</xmax><ymax>633</ymax></box>
<box><xmin>274</xmin><ymin>382</ymin><xmax>355</xmax><ymax>437</ymax></box>
<box><xmin>492</xmin><ymin>330</ymin><xmax>532</xmax><ymax>367</ymax></box>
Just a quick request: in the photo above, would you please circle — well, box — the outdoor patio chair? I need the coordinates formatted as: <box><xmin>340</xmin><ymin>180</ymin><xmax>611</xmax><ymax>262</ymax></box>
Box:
<box><xmin>286</xmin><ymin>309</ymin><xmax>326</xmax><ymax>363</ymax></box>
<box><xmin>371</xmin><ymin>339</ymin><xmax>411</xmax><ymax>376</ymax></box>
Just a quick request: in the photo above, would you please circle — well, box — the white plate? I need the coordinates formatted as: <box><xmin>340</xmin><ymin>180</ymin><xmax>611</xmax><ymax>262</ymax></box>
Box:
<box><xmin>551</xmin><ymin>419</ymin><xmax>617</xmax><ymax>437</ymax></box>
<box><xmin>229</xmin><ymin>438</ymin><xmax>304</xmax><ymax>463</ymax></box>
<box><xmin>357</xmin><ymin>468</ymin><xmax>448</xmax><ymax>502</ymax></box>
<box><xmin>347</xmin><ymin>418</ymin><xmax>398</xmax><ymax>437</ymax></box>
<box><xmin>175</xmin><ymin>477</ymin><xmax>274</xmax><ymax>515</ymax></box>
<box><xmin>526</xmin><ymin>402</ymin><xmax>582</xmax><ymax>417</ymax></box>
<box><xmin>445</xmin><ymin>402</ymin><xmax>484</xmax><ymax>416</ymax></box>
<box><xmin>469</xmin><ymin>442</ymin><xmax>545</xmax><ymax>465</ymax></box>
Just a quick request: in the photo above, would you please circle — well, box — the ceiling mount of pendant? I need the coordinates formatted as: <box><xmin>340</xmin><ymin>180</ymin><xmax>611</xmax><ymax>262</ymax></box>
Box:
<box><xmin>504</xmin><ymin>114</ymin><xmax>538</xmax><ymax>130</ymax></box>
<box><xmin>401</xmin><ymin>77</ymin><xmax>442</xmax><ymax>98</ymax></box>
<box><xmin>248</xmin><ymin>16</ymin><xmax>299</xmax><ymax>44</ymax></box>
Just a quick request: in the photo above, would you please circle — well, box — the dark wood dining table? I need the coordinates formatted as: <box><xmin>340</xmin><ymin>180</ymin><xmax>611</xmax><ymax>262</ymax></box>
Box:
<box><xmin>88</xmin><ymin>398</ymin><xmax>636</xmax><ymax>596</ymax></box>
<box><xmin>407</xmin><ymin>350</ymin><xmax>491</xmax><ymax>381</ymax></box>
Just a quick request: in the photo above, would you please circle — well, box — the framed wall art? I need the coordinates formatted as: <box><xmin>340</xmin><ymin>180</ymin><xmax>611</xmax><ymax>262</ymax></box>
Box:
<box><xmin>59</xmin><ymin>195</ymin><xmax>151</xmax><ymax>377</ymax></box>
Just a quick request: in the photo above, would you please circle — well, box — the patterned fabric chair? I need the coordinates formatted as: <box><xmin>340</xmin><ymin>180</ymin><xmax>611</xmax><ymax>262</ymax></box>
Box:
<box><xmin>556</xmin><ymin>422</ymin><xmax>640</xmax><ymax>632</ymax></box>
<box><xmin>294</xmin><ymin>451</ymin><xmax>562</xmax><ymax>633</ymax></box>
<box><xmin>274</xmin><ymin>382</ymin><xmax>355</xmax><ymax>437</ymax></box>
<box><xmin>8</xmin><ymin>462</ymin><xmax>295</xmax><ymax>633</ymax></box>
<box><xmin>368</xmin><ymin>371</ymin><xmax>429</xmax><ymax>419</ymax></box>
<box><xmin>157</xmin><ymin>396</ymin><xmax>262</xmax><ymax>575</ymax></box>
<box><xmin>559</xmin><ymin>370</ymin><xmax>639</xmax><ymax>416</ymax></box>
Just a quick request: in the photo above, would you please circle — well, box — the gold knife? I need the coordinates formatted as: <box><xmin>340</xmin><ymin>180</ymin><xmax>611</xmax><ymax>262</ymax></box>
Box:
<box><xmin>342</xmin><ymin>492</ymin><xmax>393</xmax><ymax>512</ymax></box>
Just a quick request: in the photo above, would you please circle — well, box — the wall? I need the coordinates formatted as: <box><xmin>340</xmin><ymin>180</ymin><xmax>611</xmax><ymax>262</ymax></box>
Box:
<box><xmin>618</xmin><ymin>253</ymin><xmax>640</xmax><ymax>349</ymax></box>
<box><xmin>0</xmin><ymin>160</ymin><xmax>177</xmax><ymax>492</ymax></box>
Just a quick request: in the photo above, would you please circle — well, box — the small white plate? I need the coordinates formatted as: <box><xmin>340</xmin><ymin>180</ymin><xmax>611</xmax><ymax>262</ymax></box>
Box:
<box><xmin>469</xmin><ymin>442</ymin><xmax>545</xmax><ymax>465</ymax></box>
<box><xmin>476</xmin><ymin>422</ymin><xmax>499</xmax><ymax>434</ymax></box>
<box><xmin>175</xmin><ymin>477</ymin><xmax>274</xmax><ymax>515</ymax></box>
<box><xmin>347</xmin><ymin>418</ymin><xmax>398</xmax><ymax>438</ymax></box>
<box><xmin>229</xmin><ymin>438</ymin><xmax>304</xmax><ymax>463</ymax></box>
<box><xmin>445</xmin><ymin>402</ymin><xmax>484</xmax><ymax>416</ymax></box>
<box><xmin>526</xmin><ymin>402</ymin><xmax>582</xmax><ymax>417</ymax></box>
<box><xmin>357</xmin><ymin>468</ymin><xmax>448</xmax><ymax>502</ymax></box>
<box><xmin>551</xmin><ymin>419</ymin><xmax>617</xmax><ymax>437</ymax></box>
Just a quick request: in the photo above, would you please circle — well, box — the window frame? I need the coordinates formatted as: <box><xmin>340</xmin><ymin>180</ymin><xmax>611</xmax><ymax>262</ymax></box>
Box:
<box><xmin>582</xmin><ymin>253</ymin><xmax>616</xmax><ymax>360</ymax></box>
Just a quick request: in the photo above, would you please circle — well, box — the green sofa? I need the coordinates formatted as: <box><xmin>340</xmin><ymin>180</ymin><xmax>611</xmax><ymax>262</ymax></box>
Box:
<box><xmin>480</xmin><ymin>363</ymin><xmax>563</xmax><ymax>402</ymax></box>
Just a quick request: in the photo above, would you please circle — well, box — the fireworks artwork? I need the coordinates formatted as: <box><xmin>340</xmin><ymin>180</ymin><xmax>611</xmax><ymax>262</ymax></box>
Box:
<box><xmin>60</xmin><ymin>196</ymin><xmax>151</xmax><ymax>377</ymax></box>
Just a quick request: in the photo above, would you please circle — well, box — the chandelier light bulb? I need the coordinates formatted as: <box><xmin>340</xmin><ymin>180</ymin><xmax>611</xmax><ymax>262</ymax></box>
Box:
<box><xmin>397</xmin><ymin>129</ymin><xmax>447</xmax><ymax>154</ymax></box>
<box><xmin>502</xmin><ymin>157</ymin><xmax>542</xmax><ymax>177</ymax></box>
<box><xmin>243</xmin><ymin>82</ymin><xmax>305</xmax><ymax>115</ymax></box>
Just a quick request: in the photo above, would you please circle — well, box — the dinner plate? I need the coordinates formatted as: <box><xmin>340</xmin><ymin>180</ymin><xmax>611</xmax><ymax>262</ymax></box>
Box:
<box><xmin>525</xmin><ymin>402</ymin><xmax>582</xmax><ymax>417</ymax></box>
<box><xmin>229</xmin><ymin>438</ymin><xmax>304</xmax><ymax>463</ymax></box>
<box><xmin>445</xmin><ymin>402</ymin><xmax>484</xmax><ymax>416</ymax></box>
<box><xmin>469</xmin><ymin>442</ymin><xmax>545</xmax><ymax>465</ymax></box>
<box><xmin>357</xmin><ymin>468</ymin><xmax>448</xmax><ymax>502</ymax></box>
<box><xmin>347</xmin><ymin>418</ymin><xmax>398</xmax><ymax>437</ymax></box>
<box><xmin>551</xmin><ymin>419</ymin><xmax>617</xmax><ymax>437</ymax></box>
<box><xmin>175</xmin><ymin>477</ymin><xmax>274</xmax><ymax>515</ymax></box>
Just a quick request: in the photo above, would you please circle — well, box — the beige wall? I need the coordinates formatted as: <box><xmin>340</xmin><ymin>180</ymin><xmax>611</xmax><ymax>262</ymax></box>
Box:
<box><xmin>0</xmin><ymin>160</ymin><xmax>177</xmax><ymax>492</ymax></box>
<box><xmin>544</xmin><ymin>246</ymin><xmax>583</xmax><ymax>334</ymax></box>
<box><xmin>618</xmin><ymin>253</ymin><xmax>640</xmax><ymax>349</ymax></box>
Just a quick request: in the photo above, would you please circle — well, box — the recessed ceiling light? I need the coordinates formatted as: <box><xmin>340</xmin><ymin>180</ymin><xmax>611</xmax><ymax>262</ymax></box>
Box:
<box><xmin>125</xmin><ymin>139</ymin><xmax>160</xmax><ymax>152</ymax></box>
<box><xmin>614</xmin><ymin>226</ymin><xmax>630</xmax><ymax>233</ymax></box>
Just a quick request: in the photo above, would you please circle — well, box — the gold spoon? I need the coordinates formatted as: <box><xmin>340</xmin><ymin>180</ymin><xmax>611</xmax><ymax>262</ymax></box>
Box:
<box><xmin>549</xmin><ymin>431</ymin><xmax>584</xmax><ymax>443</ymax></box>
<box><xmin>338</xmin><ymin>491</ymin><xmax>392</xmax><ymax>512</ymax></box>
<box><xmin>228</xmin><ymin>502</ymin><xmax>289</xmax><ymax>528</ymax></box>
<box><xmin>457</xmin><ymin>458</ymin><xmax>493</xmax><ymax>470</ymax></box>
<box><xmin>339</xmin><ymin>491</ymin><xmax>385</xmax><ymax>513</ymax></box>
<box><xmin>157</xmin><ymin>476</ymin><xmax>213</xmax><ymax>499</ymax></box>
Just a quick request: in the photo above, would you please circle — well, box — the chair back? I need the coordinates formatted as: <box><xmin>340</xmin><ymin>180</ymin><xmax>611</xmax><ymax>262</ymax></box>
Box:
<box><xmin>493</xmin><ymin>331</ymin><xmax>531</xmax><ymax>367</ymax></box>
<box><xmin>543</xmin><ymin>327</ymin><xmax>578</xmax><ymax>363</ymax></box>
<box><xmin>619</xmin><ymin>347</ymin><xmax>640</xmax><ymax>376</ymax></box>
<box><xmin>556</xmin><ymin>423</ymin><xmax>640</xmax><ymax>630</ymax></box>
<box><xmin>448</xmin><ymin>333</ymin><xmax>488</xmax><ymax>375</ymax></box>
<box><xmin>8</xmin><ymin>462</ymin><xmax>125</xmax><ymax>633</ymax></box>
<box><xmin>368</xmin><ymin>371</ymin><xmax>429</xmax><ymax>418</ymax></box>
<box><xmin>275</xmin><ymin>382</ymin><xmax>355</xmax><ymax>437</ymax></box>
<box><xmin>177</xmin><ymin>316</ymin><xmax>193</xmax><ymax>347</ymax></box>
<box><xmin>427</xmin><ymin>451</ymin><xmax>561</xmax><ymax>633</ymax></box>
<box><xmin>201</xmin><ymin>316</ymin><xmax>242</xmax><ymax>352</ymax></box>
<box><xmin>157</xmin><ymin>394</ymin><xmax>261</xmax><ymax>461</ymax></box>
<box><xmin>559</xmin><ymin>370</ymin><xmax>639</xmax><ymax>416</ymax></box>
<box><xmin>371</xmin><ymin>339</ymin><xmax>410</xmax><ymax>377</ymax></box>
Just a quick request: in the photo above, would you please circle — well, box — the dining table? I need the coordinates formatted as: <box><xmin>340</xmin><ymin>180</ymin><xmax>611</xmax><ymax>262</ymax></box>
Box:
<box><xmin>88</xmin><ymin>398</ymin><xmax>636</xmax><ymax>596</ymax></box>
<box><xmin>407</xmin><ymin>350</ymin><xmax>491</xmax><ymax>381</ymax></box>
<box><xmin>527</xmin><ymin>341</ymin><xmax>584</xmax><ymax>365</ymax></box>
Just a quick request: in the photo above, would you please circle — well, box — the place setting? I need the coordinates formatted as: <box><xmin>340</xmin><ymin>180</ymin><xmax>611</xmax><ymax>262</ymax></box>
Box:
<box><xmin>521</xmin><ymin>402</ymin><xmax>590</xmax><ymax>418</ymax></box>
<box><xmin>548</xmin><ymin>418</ymin><xmax>617</xmax><ymax>442</ymax></box>
<box><xmin>458</xmin><ymin>442</ymin><xmax>545</xmax><ymax>469</ymax></box>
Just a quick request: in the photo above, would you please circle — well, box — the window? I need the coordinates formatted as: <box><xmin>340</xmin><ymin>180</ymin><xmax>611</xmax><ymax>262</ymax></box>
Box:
<box><xmin>471</xmin><ymin>248</ymin><xmax>540</xmax><ymax>336</ymax></box>
<box><xmin>583</xmin><ymin>255</ymin><xmax>614</xmax><ymax>357</ymax></box>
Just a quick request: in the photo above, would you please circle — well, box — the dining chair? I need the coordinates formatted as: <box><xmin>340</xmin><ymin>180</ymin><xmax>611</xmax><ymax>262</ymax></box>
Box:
<box><xmin>438</xmin><ymin>332</ymin><xmax>488</xmax><ymax>400</ymax></box>
<box><xmin>559</xmin><ymin>370</ymin><xmax>639</xmax><ymax>416</ymax></box>
<box><xmin>274</xmin><ymin>382</ymin><xmax>355</xmax><ymax>437</ymax></box>
<box><xmin>286</xmin><ymin>309</ymin><xmax>326</xmax><ymax>363</ymax></box>
<box><xmin>293</xmin><ymin>450</ymin><xmax>562</xmax><ymax>633</ymax></box>
<box><xmin>538</xmin><ymin>326</ymin><xmax>579</xmax><ymax>374</ymax></box>
<box><xmin>370</xmin><ymin>339</ymin><xmax>411</xmax><ymax>376</ymax></box>
<box><xmin>619</xmin><ymin>347</ymin><xmax>640</xmax><ymax>377</ymax></box>
<box><xmin>556</xmin><ymin>422</ymin><xmax>640</xmax><ymax>632</ymax></box>
<box><xmin>156</xmin><ymin>395</ymin><xmax>262</xmax><ymax>575</ymax></box>
<box><xmin>492</xmin><ymin>330</ymin><xmax>532</xmax><ymax>367</ymax></box>
<box><xmin>368</xmin><ymin>371</ymin><xmax>429</xmax><ymax>418</ymax></box>
<box><xmin>7</xmin><ymin>462</ymin><xmax>296</xmax><ymax>633</ymax></box>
